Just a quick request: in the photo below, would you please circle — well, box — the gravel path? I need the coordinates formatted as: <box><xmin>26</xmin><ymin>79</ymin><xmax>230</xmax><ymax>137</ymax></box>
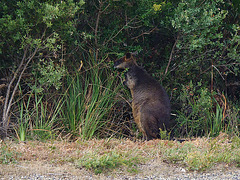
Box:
<box><xmin>1</xmin><ymin>159</ymin><xmax>240</xmax><ymax>179</ymax></box>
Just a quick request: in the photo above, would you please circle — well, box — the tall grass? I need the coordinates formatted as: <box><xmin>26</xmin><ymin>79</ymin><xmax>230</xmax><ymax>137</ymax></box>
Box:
<box><xmin>62</xmin><ymin>56</ymin><xmax>120</xmax><ymax>140</ymax></box>
<box><xmin>16</xmin><ymin>92</ymin><xmax>31</xmax><ymax>141</ymax></box>
<box><xmin>15</xmin><ymin>88</ymin><xmax>64</xmax><ymax>141</ymax></box>
<box><xmin>14</xmin><ymin>54</ymin><xmax>121</xmax><ymax>141</ymax></box>
<box><xmin>14</xmin><ymin>76</ymin><xmax>66</xmax><ymax>141</ymax></box>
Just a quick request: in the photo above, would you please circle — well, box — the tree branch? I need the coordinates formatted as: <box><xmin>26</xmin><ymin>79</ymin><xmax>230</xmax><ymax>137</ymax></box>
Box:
<box><xmin>165</xmin><ymin>33</ymin><xmax>179</xmax><ymax>76</ymax></box>
<box><xmin>103</xmin><ymin>16</ymin><xmax>137</xmax><ymax>47</ymax></box>
<box><xmin>2</xmin><ymin>46</ymin><xmax>38</xmax><ymax>136</ymax></box>
<box><xmin>2</xmin><ymin>48</ymin><xmax>28</xmax><ymax>129</ymax></box>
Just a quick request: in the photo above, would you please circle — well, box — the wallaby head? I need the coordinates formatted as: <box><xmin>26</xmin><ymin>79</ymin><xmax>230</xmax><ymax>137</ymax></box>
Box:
<box><xmin>114</xmin><ymin>52</ymin><xmax>137</xmax><ymax>69</ymax></box>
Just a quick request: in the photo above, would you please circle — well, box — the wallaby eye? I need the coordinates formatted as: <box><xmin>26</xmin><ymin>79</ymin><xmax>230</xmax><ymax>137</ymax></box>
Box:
<box><xmin>126</xmin><ymin>53</ymin><xmax>131</xmax><ymax>59</ymax></box>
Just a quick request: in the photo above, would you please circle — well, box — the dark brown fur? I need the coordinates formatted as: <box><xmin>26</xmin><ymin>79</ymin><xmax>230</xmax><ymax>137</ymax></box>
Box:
<box><xmin>114</xmin><ymin>53</ymin><xmax>171</xmax><ymax>140</ymax></box>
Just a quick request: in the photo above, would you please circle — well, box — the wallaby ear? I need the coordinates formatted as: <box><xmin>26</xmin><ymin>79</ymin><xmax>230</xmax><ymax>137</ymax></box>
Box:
<box><xmin>125</xmin><ymin>52</ymin><xmax>132</xmax><ymax>59</ymax></box>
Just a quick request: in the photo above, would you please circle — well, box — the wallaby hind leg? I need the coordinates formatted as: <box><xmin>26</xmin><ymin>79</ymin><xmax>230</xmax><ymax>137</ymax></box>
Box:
<box><xmin>140</xmin><ymin>112</ymin><xmax>159</xmax><ymax>141</ymax></box>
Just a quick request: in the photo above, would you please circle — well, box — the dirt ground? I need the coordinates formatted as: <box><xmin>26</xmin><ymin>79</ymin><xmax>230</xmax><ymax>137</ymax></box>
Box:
<box><xmin>1</xmin><ymin>138</ymin><xmax>240</xmax><ymax>179</ymax></box>
<box><xmin>1</xmin><ymin>159</ymin><xmax>240</xmax><ymax>179</ymax></box>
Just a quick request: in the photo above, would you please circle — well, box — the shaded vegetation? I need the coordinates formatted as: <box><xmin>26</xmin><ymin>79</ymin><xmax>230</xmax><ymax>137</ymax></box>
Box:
<box><xmin>0</xmin><ymin>0</ymin><xmax>239</xmax><ymax>140</ymax></box>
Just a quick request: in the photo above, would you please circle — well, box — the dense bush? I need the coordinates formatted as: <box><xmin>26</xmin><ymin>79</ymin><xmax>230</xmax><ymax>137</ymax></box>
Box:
<box><xmin>0</xmin><ymin>0</ymin><xmax>239</xmax><ymax>140</ymax></box>
<box><xmin>169</xmin><ymin>0</ymin><xmax>240</xmax><ymax>137</ymax></box>
<box><xmin>170</xmin><ymin>0</ymin><xmax>240</xmax><ymax>90</ymax></box>
<box><xmin>0</xmin><ymin>0</ymin><xmax>84</xmax><ymax>138</ymax></box>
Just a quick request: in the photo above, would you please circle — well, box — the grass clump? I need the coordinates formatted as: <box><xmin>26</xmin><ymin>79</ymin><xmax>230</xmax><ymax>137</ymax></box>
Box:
<box><xmin>161</xmin><ymin>133</ymin><xmax>240</xmax><ymax>171</ymax></box>
<box><xmin>62</xmin><ymin>57</ymin><xmax>121</xmax><ymax>140</ymax></box>
<box><xmin>77</xmin><ymin>150</ymin><xmax>143</xmax><ymax>174</ymax></box>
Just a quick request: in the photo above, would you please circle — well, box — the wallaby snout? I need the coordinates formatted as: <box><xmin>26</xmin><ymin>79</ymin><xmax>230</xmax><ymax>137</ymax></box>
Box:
<box><xmin>114</xmin><ymin>58</ymin><xmax>126</xmax><ymax>69</ymax></box>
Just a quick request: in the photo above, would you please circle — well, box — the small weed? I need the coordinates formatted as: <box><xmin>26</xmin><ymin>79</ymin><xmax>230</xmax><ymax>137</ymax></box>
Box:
<box><xmin>77</xmin><ymin>150</ymin><xmax>142</xmax><ymax>174</ymax></box>
<box><xmin>48</xmin><ymin>145</ymin><xmax>57</xmax><ymax>153</ymax></box>
<box><xmin>184</xmin><ymin>151</ymin><xmax>214</xmax><ymax>171</ymax></box>
<box><xmin>231</xmin><ymin>136</ymin><xmax>240</xmax><ymax>149</ymax></box>
<box><xmin>162</xmin><ymin>141</ymin><xmax>195</xmax><ymax>163</ymax></box>
<box><xmin>159</xmin><ymin>128</ymin><xmax>171</xmax><ymax>140</ymax></box>
<box><xmin>0</xmin><ymin>144</ymin><xmax>20</xmax><ymax>164</ymax></box>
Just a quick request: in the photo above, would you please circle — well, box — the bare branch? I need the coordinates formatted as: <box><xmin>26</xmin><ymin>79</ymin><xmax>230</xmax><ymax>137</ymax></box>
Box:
<box><xmin>2</xmin><ymin>48</ymin><xmax>28</xmax><ymax>128</ymax></box>
<box><xmin>131</xmin><ymin>27</ymin><xmax>157</xmax><ymax>40</ymax></box>
<box><xmin>165</xmin><ymin>33</ymin><xmax>179</xmax><ymax>76</ymax></box>
<box><xmin>103</xmin><ymin>16</ymin><xmax>137</xmax><ymax>46</ymax></box>
<box><xmin>2</xmin><ymin>46</ymin><xmax>38</xmax><ymax>135</ymax></box>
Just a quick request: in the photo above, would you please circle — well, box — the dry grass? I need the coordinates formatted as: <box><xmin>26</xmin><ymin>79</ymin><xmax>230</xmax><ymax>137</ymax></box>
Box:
<box><xmin>1</xmin><ymin>133</ymin><xmax>240</xmax><ymax>174</ymax></box>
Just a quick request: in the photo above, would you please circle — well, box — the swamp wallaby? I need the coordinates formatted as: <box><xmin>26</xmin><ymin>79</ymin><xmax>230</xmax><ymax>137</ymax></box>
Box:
<box><xmin>114</xmin><ymin>53</ymin><xmax>171</xmax><ymax>140</ymax></box>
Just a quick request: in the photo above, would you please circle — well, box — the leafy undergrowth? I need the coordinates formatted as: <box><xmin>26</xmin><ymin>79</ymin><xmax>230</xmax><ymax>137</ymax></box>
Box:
<box><xmin>0</xmin><ymin>133</ymin><xmax>240</xmax><ymax>174</ymax></box>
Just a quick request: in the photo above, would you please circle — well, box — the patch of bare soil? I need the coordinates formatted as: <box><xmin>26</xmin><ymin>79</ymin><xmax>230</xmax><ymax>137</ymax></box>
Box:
<box><xmin>1</xmin><ymin>159</ymin><xmax>240</xmax><ymax>179</ymax></box>
<box><xmin>1</xmin><ymin>138</ymin><xmax>240</xmax><ymax>179</ymax></box>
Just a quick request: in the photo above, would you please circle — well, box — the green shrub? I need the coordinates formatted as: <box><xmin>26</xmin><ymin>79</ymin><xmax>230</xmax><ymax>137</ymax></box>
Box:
<box><xmin>168</xmin><ymin>0</ymin><xmax>240</xmax><ymax>138</ymax></box>
<box><xmin>0</xmin><ymin>0</ymin><xmax>84</xmax><ymax>67</ymax></box>
<box><xmin>175</xmin><ymin>81</ymin><xmax>234</xmax><ymax>137</ymax></box>
<box><xmin>170</xmin><ymin>0</ymin><xmax>240</xmax><ymax>89</ymax></box>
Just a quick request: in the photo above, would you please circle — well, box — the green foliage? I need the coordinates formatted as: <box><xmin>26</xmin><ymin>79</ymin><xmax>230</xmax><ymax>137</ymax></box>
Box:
<box><xmin>232</xmin><ymin>0</ymin><xmax>240</xmax><ymax>13</ymax></box>
<box><xmin>1</xmin><ymin>0</ymin><xmax>240</xmax><ymax>140</ymax></box>
<box><xmin>159</xmin><ymin>128</ymin><xmax>171</xmax><ymax>140</ymax></box>
<box><xmin>80</xmin><ymin>0</ymin><xmax>176</xmax><ymax>58</ymax></box>
<box><xmin>0</xmin><ymin>0</ymin><xmax>84</xmax><ymax>67</ymax></box>
<box><xmin>168</xmin><ymin>0</ymin><xmax>240</xmax><ymax>138</ymax></box>
<box><xmin>175</xmin><ymin>81</ymin><xmax>239</xmax><ymax>137</ymax></box>
<box><xmin>176</xmin><ymin>81</ymin><xmax>212</xmax><ymax>137</ymax></box>
<box><xmin>32</xmin><ymin>59</ymin><xmax>66</xmax><ymax>91</ymax></box>
<box><xmin>170</xmin><ymin>0</ymin><xmax>240</xmax><ymax>85</ymax></box>
<box><xmin>16</xmin><ymin>90</ymin><xmax>31</xmax><ymax>142</ymax></box>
